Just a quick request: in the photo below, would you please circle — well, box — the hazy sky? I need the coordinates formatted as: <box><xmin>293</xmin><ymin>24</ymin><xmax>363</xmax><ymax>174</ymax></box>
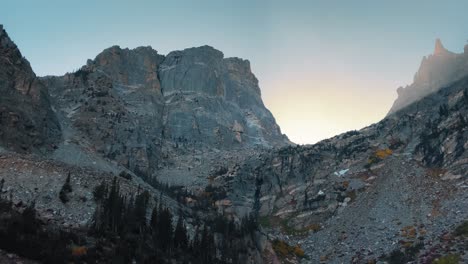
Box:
<box><xmin>2</xmin><ymin>0</ymin><xmax>468</xmax><ymax>144</ymax></box>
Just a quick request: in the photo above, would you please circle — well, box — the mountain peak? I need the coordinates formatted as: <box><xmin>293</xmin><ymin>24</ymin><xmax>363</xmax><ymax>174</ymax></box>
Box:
<box><xmin>434</xmin><ymin>38</ymin><xmax>448</xmax><ymax>55</ymax></box>
<box><xmin>387</xmin><ymin>38</ymin><xmax>467</xmax><ymax>115</ymax></box>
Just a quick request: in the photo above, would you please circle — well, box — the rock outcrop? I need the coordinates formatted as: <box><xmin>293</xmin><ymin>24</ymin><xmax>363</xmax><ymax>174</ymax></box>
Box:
<box><xmin>388</xmin><ymin>39</ymin><xmax>468</xmax><ymax>115</ymax></box>
<box><xmin>43</xmin><ymin>44</ymin><xmax>288</xmax><ymax>177</ymax></box>
<box><xmin>227</xmin><ymin>71</ymin><xmax>468</xmax><ymax>263</ymax></box>
<box><xmin>0</xmin><ymin>25</ymin><xmax>60</xmax><ymax>152</ymax></box>
<box><xmin>159</xmin><ymin>46</ymin><xmax>286</xmax><ymax>148</ymax></box>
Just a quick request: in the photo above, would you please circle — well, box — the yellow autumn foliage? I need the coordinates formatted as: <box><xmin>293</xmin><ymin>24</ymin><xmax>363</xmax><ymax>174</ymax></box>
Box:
<box><xmin>375</xmin><ymin>148</ymin><xmax>393</xmax><ymax>159</ymax></box>
<box><xmin>272</xmin><ymin>239</ymin><xmax>305</xmax><ymax>258</ymax></box>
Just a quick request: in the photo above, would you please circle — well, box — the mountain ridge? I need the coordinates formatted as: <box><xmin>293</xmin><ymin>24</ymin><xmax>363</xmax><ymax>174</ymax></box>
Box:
<box><xmin>388</xmin><ymin>38</ymin><xmax>468</xmax><ymax>115</ymax></box>
<box><xmin>0</xmin><ymin>25</ymin><xmax>466</xmax><ymax>264</ymax></box>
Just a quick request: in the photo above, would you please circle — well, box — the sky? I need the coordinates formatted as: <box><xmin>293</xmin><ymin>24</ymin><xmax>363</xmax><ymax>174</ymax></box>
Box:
<box><xmin>2</xmin><ymin>0</ymin><xmax>468</xmax><ymax>144</ymax></box>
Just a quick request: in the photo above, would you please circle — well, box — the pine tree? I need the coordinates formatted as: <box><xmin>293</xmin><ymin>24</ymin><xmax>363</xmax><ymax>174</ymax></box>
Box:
<box><xmin>150</xmin><ymin>206</ymin><xmax>158</xmax><ymax>233</ymax></box>
<box><xmin>158</xmin><ymin>207</ymin><xmax>173</xmax><ymax>252</ymax></box>
<box><xmin>22</xmin><ymin>202</ymin><xmax>38</xmax><ymax>234</ymax></box>
<box><xmin>134</xmin><ymin>190</ymin><xmax>150</xmax><ymax>228</ymax></box>
<box><xmin>439</xmin><ymin>104</ymin><xmax>449</xmax><ymax>117</ymax></box>
<box><xmin>93</xmin><ymin>180</ymin><xmax>107</xmax><ymax>201</ymax></box>
<box><xmin>59</xmin><ymin>172</ymin><xmax>72</xmax><ymax>203</ymax></box>
<box><xmin>173</xmin><ymin>216</ymin><xmax>188</xmax><ymax>249</ymax></box>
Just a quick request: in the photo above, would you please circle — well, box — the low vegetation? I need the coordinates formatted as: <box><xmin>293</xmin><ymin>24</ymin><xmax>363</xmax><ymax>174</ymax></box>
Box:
<box><xmin>432</xmin><ymin>254</ymin><xmax>461</xmax><ymax>264</ymax></box>
<box><xmin>0</xmin><ymin>177</ymin><xmax>261</xmax><ymax>263</ymax></box>
<box><xmin>454</xmin><ymin>221</ymin><xmax>468</xmax><ymax>236</ymax></box>
<box><xmin>271</xmin><ymin>239</ymin><xmax>305</xmax><ymax>259</ymax></box>
<box><xmin>365</xmin><ymin>148</ymin><xmax>392</xmax><ymax>169</ymax></box>
<box><xmin>383</xmin><ymin>242</ymin><xmax>423</xmax><ymax>264</ymax></box>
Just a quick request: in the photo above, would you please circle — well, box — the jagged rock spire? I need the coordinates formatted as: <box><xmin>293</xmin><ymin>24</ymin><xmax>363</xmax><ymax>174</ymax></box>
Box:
<box><xmin>434</xmin><ymin>38</ymin><xmax>448</xmax><ymax>55</ymax></box>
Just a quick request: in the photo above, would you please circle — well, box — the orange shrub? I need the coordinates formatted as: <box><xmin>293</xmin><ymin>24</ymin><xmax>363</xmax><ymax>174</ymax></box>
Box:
<box><xmin>375</xmin><ymin>148</ymin><xmax>392</xmax><ymax>159</ymax></box>
<box><xmin>272</xmin><ymin>240</ymin><xmax>289</xmax><ymax>257</ymax></box>
<box><xmin>272</xmin><ymin>240</ymin><xmax>305</xmax><ymax>258</ymax></box>
<box><xmin>293</xmin><ymin>246</ymin><xmax>305</xmax><ymax>258</ymax></box>
<box><xmin>71</xmin><ymin>246</ymin><xmax>87</xmax><ymax>257</ymax></box>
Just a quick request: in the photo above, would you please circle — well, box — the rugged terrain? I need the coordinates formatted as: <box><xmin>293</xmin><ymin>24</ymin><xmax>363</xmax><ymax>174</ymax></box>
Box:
<box><xmin>229</xmin><ymin>74</ymin><xmax>468</xmax><ymax>263</ymax></box>
<box><xmin>0</xmin><ymin>24</ymin><xmax>467</xmax><ymax>264</ymax></box>
<box><xmin>0</xmin><ymin>25</ymin><xmax>60</xmax><ymax>153</ymax></box>
<box><xmin>388</xmin><ymin>39</ymin><xmax>468</xmax><ymax>114</ymax></box>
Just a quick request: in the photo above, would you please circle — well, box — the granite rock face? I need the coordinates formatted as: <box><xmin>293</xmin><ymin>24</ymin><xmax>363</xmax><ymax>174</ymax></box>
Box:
<box><xmin>43</xmin><ymin>44</ymin><xmax>289</xmax><ymax>177</ymax></box>
<box><xmin>0</xmin><ymin>25</ymin><xmax>60</xmax><ymax>152</ymax></box>
<box><xmin>228</xmin><ymin>72</ymin><xmax>468</xmax><ymax>264</ymax></box>
<box><xmin>388</xmin><ymin>39</ymin><xmax>468</xmax><ymax>115</ymax></box>
<box><xmin>159</xmin><ymin>46</ymin><xmax>287</xmax><ymax>148</ymax></box>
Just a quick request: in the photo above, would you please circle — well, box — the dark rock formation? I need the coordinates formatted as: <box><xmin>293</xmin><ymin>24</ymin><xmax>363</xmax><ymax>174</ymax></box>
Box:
<box><xmin>0</xmin><ymin>25</ymin><xmax>60</xmax><ymax>152</ymax></box>
<box><xmin>388</xmin><ymin>39</ymin><xmax>468</xmax><ymax>115</ymax></box>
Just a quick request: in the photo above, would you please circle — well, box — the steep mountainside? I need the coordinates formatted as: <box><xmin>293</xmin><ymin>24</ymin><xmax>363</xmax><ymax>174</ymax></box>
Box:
<box><xmin>226</xmin><ymin>66</ymin><xmax>468</xmax><ymax>263</ymax></box>
<box><xmin>42</xmin><ymin>45</ymin><xmax>288</xmax><ymax>178</ymax></box>
<box><xmin>0</xmin><ymin>25</ymin><xmax>60</xmax><ymax>152</ymax></box>
<box><xmin>388</xmin><ymin>39</ymin><xmax>468</xmax><ymax>114</ymax></box>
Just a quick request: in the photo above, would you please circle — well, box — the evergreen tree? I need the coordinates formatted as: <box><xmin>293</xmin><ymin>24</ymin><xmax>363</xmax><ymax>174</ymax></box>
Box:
<box><xmin>198</xmin><ymin>225</ymin><xmax>215</xmax><ymax>263</ymax></box>
<box><xmin>439</xmin><ymin>104</ymin><xmax>449</xmax><ymax>117</ymax></box>
<box><xmin>22</xmin><ymin>202</ymin><xmax>38</xmax><ymax>234</ymax></box>
<box><xmin>158</xmin><ymin>207</ymin><xmax>173</xmax><ymax>252</ymax></box>
<box><xmin>134</xmin><ymin>189</ymin><xmax>150</xmax><ymax>228</ymax></box>
<box><xmin>173</xmin><ymin>216</ymin><xmax>188</xmax><ymax>249</ymax></box>
<box><xmin>150</xmin><ymin>206</ymin><xmax>158</xmax><ymax>233</ymax></box>
<box><xmin>93</xmin><ymin>180</ymin><xmax>107</xmax><ymax>201</ymax></box>
<box><xmin>59</xmin><ymin>172</ymin><xmax>72</xmax><ymax>203</ymax></box>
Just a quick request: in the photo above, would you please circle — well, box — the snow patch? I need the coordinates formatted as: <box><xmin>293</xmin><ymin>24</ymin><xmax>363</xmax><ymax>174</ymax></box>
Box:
<box><xmin>334</xmin><ymin>169</ymin><xmax>349</xmax><ymax>177</ymax></box>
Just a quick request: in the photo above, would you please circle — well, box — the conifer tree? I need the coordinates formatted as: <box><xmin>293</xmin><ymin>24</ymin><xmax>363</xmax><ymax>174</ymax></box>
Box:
<box><xmin>59</xmin><ymin>172</ymin><xmax>72</xmax><ymax>203</ymax></box>
<box><xmin>173</xmin><ymin>215</ymin><xmax>188</xmax><ymax>249</ymax></box>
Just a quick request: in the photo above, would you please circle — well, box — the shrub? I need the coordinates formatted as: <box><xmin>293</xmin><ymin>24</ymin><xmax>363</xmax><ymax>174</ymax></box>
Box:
<box><xmin>118</xmin><ymin>171</ymin><xmax>132</xmax><ymax>180</ymax></box>
<box><xmin>71</xmin><ymin>245</ymin><xmax>88</xmax><ymax>257</ymax></box>
<box><xmin>454</xmin><ymin>221</ymin><xmax>468</xmax><ymax>236</ymax></box>
<box><xmin>375</xmin><ymin>148</ymin><xmax>392</xmax><ymax>159</ymax></box>
<box><xmin>384</xmin><ymin>242</ymin><xmax>423</xmax><ymax>264</ymax></box>
<box><xmin>389</xmin><ymin>137</ymin><xmax>404</xmax><ymax>150</ymax></box>
<box><xmin>272</xmin><ymin>240</ymin><xmax>289</xmax><ymax>257</ymax></box>
<box><xmin>432</xmin><ymin>254</ymin><xmax>460</xmax><ymax>264</ymax></box>
<box><xmin>438</xmin><ymin>104</ymin><xmax>449</xmax><ymax>117</ymax></box>
<box><xmin>258</xmin><ymin>216</ymin><xmax>271</xmax><ymax>228</ymax></box>
<box><xmin>293</xmin><ymin>246</ymin><xmax>305</xmax><ymax>258</ymax></box>
<box><xmin>272</xmin><ymin>239</ymin><xmax>305</xmax><ymax>258</ymax></box>
<box><xmin>365</xmin><ymin>148</ymin><xmax>392</xmax><ymax>169</ymax></box>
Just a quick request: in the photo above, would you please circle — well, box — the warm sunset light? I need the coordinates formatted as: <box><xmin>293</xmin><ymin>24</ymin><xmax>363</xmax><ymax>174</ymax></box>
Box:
<box><xmin>4</xmin><ymin>1</ymin><xmax>467</xmax><ymax>144</ymax></box>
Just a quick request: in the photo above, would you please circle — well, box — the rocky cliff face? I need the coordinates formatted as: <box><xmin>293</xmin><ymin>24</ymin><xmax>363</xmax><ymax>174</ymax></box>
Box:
<box><xmin>159</xmin><ymin>45</ymin><xmax>286</xmax><ymax>148</ymax></box>
<box><xmin>43</xmin><ymin>44</ymin><xmax>288</xmax><ymax>177</ymax></box>
<box><xmin>226</xmin><ymin>69</ymin><xmax>468</xmax><ymax>263</ymax></box>
<box><xmin>0</xmin><ymin>25</ymin><xmax>60</xmax><ymax>152</ymax></box>
<box><xmin>388</xmin><ymin>39</ymin><xmax>468</xmax><ymax>115</ymax></box>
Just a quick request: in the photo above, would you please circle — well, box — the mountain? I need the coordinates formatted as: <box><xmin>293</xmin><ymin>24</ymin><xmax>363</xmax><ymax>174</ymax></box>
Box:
<box><xmin>42</xmin><ymin>44</ymin><xmax>288</xmax><ymax>178</ymax></box>
<box><xmin>0</xmin><ymin>25</ymin><xmax>60</xmax><ymax>152</ymax></box>
<box><xmin>0</xmin><ymin>25</ymin><xmax>467</xmax><ymax>264</ymax></box>
<box><xmin>229</xmin><ymin>73</ymin><xmax>467</xmax><ymax>263</ymax></box>
<box><xmin>388</xmin><ymin>39</ymin><xmax>468</xmax><ymax>115</ymax></box>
